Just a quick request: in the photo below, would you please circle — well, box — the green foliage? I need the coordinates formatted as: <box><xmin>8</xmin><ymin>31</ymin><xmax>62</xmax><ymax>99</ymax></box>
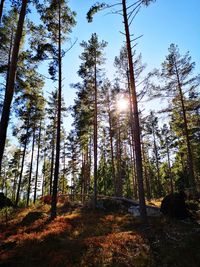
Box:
<box><xmin>86</xmin><ymin>2</ymin><xmax>108</xmax><ymax>22</ymax></box>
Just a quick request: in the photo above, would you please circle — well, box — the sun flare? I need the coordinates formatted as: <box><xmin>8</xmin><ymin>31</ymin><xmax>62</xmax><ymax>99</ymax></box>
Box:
<box><xmin>116</xmin><ymin>97</ymin><xmax>129</xmax><ymax>112</ymax></box>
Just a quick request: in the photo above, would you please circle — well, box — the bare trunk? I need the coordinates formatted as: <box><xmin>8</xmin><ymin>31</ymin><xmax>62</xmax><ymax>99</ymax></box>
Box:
<box><xmin>34</xmin><ymin>121</ymin><xmax>42</xmax><ymax>203</ymax></box>
<box><xmin>27</xmin><ymin>128</ymin><xmax>36</xmax><ymax>207</ymax></box>
<box><xmin>42</xmin><ymin>149</ymin><xmax>46</xmax><ymax>197</ymax></box>
<box><xmin>141</xmin><ymin>140</ymin><xmax>151</xmax><ymax>200</ymax></box>
<box><xmin>175</xmin><ymin>63</ymin><xmax>196</xmax><ymax>190</ymax></box>
<box><xmin>51</xmin><ymin>2</ymin><xmax>62</xmax><ymax>219</ymax></box>
<box><xmin>0</xmin><ymin>0</ymin><xmax>28</xmax><ymax>172</ymax></box>
<box><xmin>62</xmin><ymin>142</ymin><xmax>66</xmax><ymax>194</ymax></box>
<box><xmin>107</xmin><ymin>94</ymin><xmax>116</xmax><ymax>196</ymax></box>
<box><xmin>129</xmin><ymin>136</ymin><xmax>137</xmax><ymax>199</ymax></box>
<box><xmin>93</xmin><ymin>58</ymin><xmax>98</xmax><ymax>208</ymax></box>
<box><xmin>166</xmin><ymin>139</ymin><xmax>173</xmax><ymax>193</ymax></box>
<box><xmin>152</xmin><ymin>129</ymin><xmax>162</xmax><ymax>196</ymax></box>
<box><xmin>122</xmin><ymin>0</ymin><xmax>147</xmax><ymax>223</ymax></box>
<box><xmin>0</xmin><ymin>0</ymin><xmax>5</xmax><ymax>24</ymax></box>
<box><xmin>50</xmin><ymin>132</ymin><xmax>55</xmax><ymax>195</ymax></box>
<box><xmin>15</xmin><ymin>124</ymin><xmax>29</xmax><ymax>206</ymax></box>
<box><xmin>116</xmin><ymin>121</ymin><xmax>122</xmax><ymax>197</ymax></box>
<box><xmin>127</xmin><ymin>69</ymin><xmax>138</xmax><ymax>199</ymax></box>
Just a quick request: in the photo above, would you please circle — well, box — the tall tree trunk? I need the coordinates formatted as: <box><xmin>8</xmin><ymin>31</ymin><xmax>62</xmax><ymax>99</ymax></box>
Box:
<box><xmin>175</xmin><ymin>63</ymin><xmax>196</xmax><ymax>190</ymax></box>
<box><xmin>129</xmin><ymin>136</ymin><xmax>137</xmax><ymax>199</ymax></box>
<box><xmin>0</xmin><ymin>0</ymin><xmax>5</xmax><ymax>24</ymax></box>
<box><xmin>42</xmin><ymin>149</ymin><xmax>46</xmax><ymax>197</ymax></box>
<box><xmin>12</xmin><ymin>152</ymin><xmax>20</xmax><ymax>201</ymax></box>
<box><xmin>0</xmin><ymin>0</ymin><xmax>28</xmax><ymax>173</ymax></box>
<box><xmin>116</xmin><ymin>121</ymin><xmax>122</xmax><ymax>197</ymax></box>
<box><xmin>107</xmin><ymin>93</ymin><xmax>116</xmax><ymax>196</ymax></box>
<box><xmin>152</xmin><ymin>128</ymin><xmax>162</xmax><ymax>196</ymax></box>
<box><xmin>27</xmin><ymin>127</ymin><xmax>36</xmax><ymax>207</ymax></box>
<box><xmin>51</xmin><ymin>2</ymin><xmax>62</xmax><ymax>219</ymax></box>
<box><xmin>34</xmin><ymin>121</ymin><xmax>42</xmax><ymax>203</ymax></box>
<box><xmin>141</xmin><ymin>140</ymin><xmax>151</xmax><ymax>200</ymax></box>
<box><xmin>62</xmin><ymin>142</ymin><xmax>66</xmax><ymax>194</ymax></box>
<box><xmin>127</xmin><ymin>69</ymin><xmax>138</xmax><ymax>199</ymax></box>
<box><xmin>166</xmin><ymin>139</ymin><xmax>173</xmax><ymax>194</ymax></box>
<box><xmin>49</xmin><ymin>130</ymin><xmax>55</xmax><ymax>195</ymax></box>
<box><xmin>93</xmin><ymin>57</ymin><xmax>98</xmax><ymax>208</ymax></box>
<box><xmin>122</xmin><ymin>0</ymin><xmax>147</xmax><ymax>223</ymax></box>
<box><xmin>15</xmin><ymin>124</ymin><xmax>29</xmax><ymax>206</ymax></box>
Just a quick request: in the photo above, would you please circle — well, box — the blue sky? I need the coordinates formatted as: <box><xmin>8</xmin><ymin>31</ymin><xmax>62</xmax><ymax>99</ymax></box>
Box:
<box><xmin>35</xmin><ymin>0</ymin><xmax>200</xmax><ymax>132</ymax></box>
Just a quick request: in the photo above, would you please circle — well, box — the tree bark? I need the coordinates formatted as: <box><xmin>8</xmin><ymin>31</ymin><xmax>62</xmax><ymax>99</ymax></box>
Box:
<box><xmin>0</xmin><ymin>0</ymin><xmax>5</xmax><ymax>24</ymax></box>
<box><xmin>127</xmin><ymin>69</ymin><xmax>138</xmax><ymax>199</ymax></box>
<box><xmin>49</xmin><ymin>127</ymin><xmax>55</xmax><ymax>195</ymax></box>
<box><xmin>93</xmin><ymin>56</ymin><xmax>98</xmax><ymax>208</ymax></box>
<box><xmin>116</xmin><ymin>120</ymin><xmax>122</xmax><ymax>197</ymax></box>
<box><xmin>141</xmin><ymin>140</ymin><xmax>151</xmax><ymax>200</ymax></box>
<box><xmin>122</xmin><ymin>0</ymin><xmax>147</xmax><ymax>223</ymax></box>
<box><xmin>152</xmin><ymin>127</ymin><xmax>162</xmax><ymax>196</ymax></box>
<box><xmin>51</xmin><ymin>1</ymin><xmax>62</xmax><ymax>219</ymax></box>
<box><xmin>107</xmin><ymin>93</ymin><xmax>116</xmax><ymax>196</ymax></box>
<box><xmin>166</xmin><ymin>137</ymin><xmax>174</xmax><ymax>194</ymax></box>
<box><xmin>27</xmin><ymin>127</ymin><xmax>36</xmax><ymax>207</ymax></box>
<box><xmin>15</xmin><ymin>124</ymin><xmax>29</xmax><ymax>206</ymax></box>
<box><xmin>42</xmin><ymin>148</ymin><xmax>46</xmax><ymax>197</ymax></box>
<box><xmin>34</xmin><ymin>121</ymin><xmax>42</xmax><ymax>203</ymax></box>
<box><xmin>175</xmin><ymin>63</ymin><xmax>196</xmax><ymax>190</ymax></box>
<box><xmin>0</xmin><ymin>0</ymin><xmax>28</xmax><ymax>173</ymax></box>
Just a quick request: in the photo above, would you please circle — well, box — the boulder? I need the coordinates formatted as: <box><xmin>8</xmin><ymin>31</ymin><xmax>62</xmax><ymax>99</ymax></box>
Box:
<box><xmin>160</xmin><ymin>191</ymin><xmax>189</xmax><ymax>219</ymax></box>
<box><xmin>0</xmin><ymin>192</ymin><xmax>14</xmax><ymax>209</ymax></box>
<box><xmin>95</xmin><ymin>197</ymin><xmax>139</xmax><ymax>212</ymax></box>
<box><xmin>21</xmin><ymin>211</ymin><xmax>47</xmax><ymax>226</ymax></box>
<box><xmin>128</xmin><ymin>205</ymin><xmax>161</xmax><ymax>217</ymax></box>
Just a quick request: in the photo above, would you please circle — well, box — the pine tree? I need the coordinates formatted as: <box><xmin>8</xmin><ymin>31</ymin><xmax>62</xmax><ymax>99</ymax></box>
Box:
<box><xmin>160</xmin><ymin>44</ymin><xmax>200</xmax><ymax>190</ymax></box>
<box><xmin>38</xmin><ymin>0</ymin><xmax>76</xmax><ymax>218</ymax></box>
<box><xmin>0</xmin><ymin>0</ymin><xmax>28</xmax><ymax>173</ymax></box>
<box><xmin>76</xmin><ymin>33</ymin><xmax>107</xmax><ymax>207</ymax></box>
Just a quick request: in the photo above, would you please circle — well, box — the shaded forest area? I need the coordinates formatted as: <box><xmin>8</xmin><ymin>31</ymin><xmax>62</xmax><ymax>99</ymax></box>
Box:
<box><xmin>0</xmin><ymin>0</ymin><xmax>200</xmax><ymax>266</ymax></box>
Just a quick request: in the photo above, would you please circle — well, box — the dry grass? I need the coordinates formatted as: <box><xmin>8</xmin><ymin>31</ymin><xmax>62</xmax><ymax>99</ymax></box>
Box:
<box><xmin>0</xmin><ymin>202</ymin><xmax>200</xmax><ymax>267</ymax></box>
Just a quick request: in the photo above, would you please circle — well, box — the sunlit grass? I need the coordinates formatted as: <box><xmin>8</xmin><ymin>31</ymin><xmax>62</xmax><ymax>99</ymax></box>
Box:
<box><xmin>0</xmin><ymin>202</ymin><xmax>200</xmax><ymax>267</ymax></box>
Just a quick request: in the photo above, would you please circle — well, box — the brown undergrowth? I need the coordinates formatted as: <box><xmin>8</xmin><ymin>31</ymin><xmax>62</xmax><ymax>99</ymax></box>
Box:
<box><xmin>0</xmin><ymin>203</ymin><xmax>200</xmax><ymax>267</ymax></box>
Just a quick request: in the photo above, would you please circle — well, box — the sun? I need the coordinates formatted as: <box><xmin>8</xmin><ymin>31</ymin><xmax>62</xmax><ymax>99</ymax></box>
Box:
<box><xmin>116</xmin><ymin>96</ymin><xmax>129</xmax><ymax>112</ymax></box>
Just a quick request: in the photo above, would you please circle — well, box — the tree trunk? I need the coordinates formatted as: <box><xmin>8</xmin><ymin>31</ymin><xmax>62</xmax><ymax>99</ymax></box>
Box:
<box><xmin>93</xmin><ymin>57</ymin><xmax>98</xmax><ymax>208</ymax></box>
<box><xmin>49</xmin><ymin>129</ymin><xmax>55</xmax><ymax>195</ymax></box>
<box><xmin>0</xmin><ymin>0</ymin><xmax>5</xmax><ymax>24</ymax></box>
<box><xmin>62</xmin><ymin>142</ymin><xmax>66</xmax><ymax>194</ymax></box>
<box><xmin>116</xmin><ymin>121</ymin><xmax>122</xmax><ymax>197</ymax></box>
<box><xmin>175</xmin><ymin>63</ymin><xmax>196</xmax><ymax>190</ymax></box>
<box><xmin>141</xmin><ymin>140</ymin><xmax>151</xmax><ymax>200</ymax></box>
<box><xmin>166</xmin><ymin>138</ymin><xmax>173</xmax><ymax>193</ymax></box>
<box><xmin>15</xmin><ymin>125</ymin><xmax>29</xmax><ymax>206</ymax></box>
<box><xmin>0</xmin><ymin>0</ymin><xmax>28</xmax><ymax>173</ymax></box>
<box><xmin>42</xmin><ymin>149</ymin><xmax>46</xmax><ymax>197</ymax></box>
<box><xmin>51</xmin><ymin>2</ymin><xmax>62</xmax><ymax>219</ymax></box>
<box><xmin>129</xmin><ymin>136</ymin><xmax>137</xmax><ymax>199</ymax></box>
<box><xmin>27</xmin><ymin>127</ymin><xmax>36</xmax><ymax>207</ymax></box>
<box><xmin>127</xmin><ymin>69</ymin><xmax>138</xmax><ymax>199</ymax></box>
<box><xmin>107</xmin><ymin>93</ymin><xmax>116</xmax><ymax>196</ymax></box>
<box><xmin>122</xmin><ymin>0</ymin><xmax>147</xmax><ymax>223</ymax></box>
<box><xmin>34</xmin><ymin>121</ymin><xmax>42</xmax><ymax>203</ymax></box>
<box><xmin>152</xmin><ymin>128</ymin><xmax>162</xmax><ymax>196</ymax></box>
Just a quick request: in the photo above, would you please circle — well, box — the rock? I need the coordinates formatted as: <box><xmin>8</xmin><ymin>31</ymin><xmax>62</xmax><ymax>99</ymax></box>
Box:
<box><xmin>146</xmin><ymin>206</ymin><xmax>161</xmax><ymax>216</ymax></box>
<box><xmin>128</xmin><ymin>206</ymin><xmax>140</xmax><ymax>216</ymax></box>
<box><xmin>95</xmin><ymin>197</ymin><xmax>139</xmax><ymax>212</ymax></box>
<box><xmin>21</xmin><ymin>211</ymin><xmax>47</xmax><ymax>226</ymax></box>
<box><xmin>0</xmin><ymin>192</ymin><xmax>14</xmax><ymax>209</ymax></box>
<box><xmin>128</xmin><ymin>205</ymin><xmax>161</xmax><ymax>217</ymax></box>
<box><xmin>160</xmin><ymin>191</ymin><xmax>189</xmax><ymax>219</ymax></box>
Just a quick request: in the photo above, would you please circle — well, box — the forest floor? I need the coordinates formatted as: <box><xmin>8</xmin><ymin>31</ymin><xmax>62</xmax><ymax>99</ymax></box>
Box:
<box><xmin>0</xmin><ymin>201</ymin><xmax>200</xmax><ymax>267</ymax></box>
